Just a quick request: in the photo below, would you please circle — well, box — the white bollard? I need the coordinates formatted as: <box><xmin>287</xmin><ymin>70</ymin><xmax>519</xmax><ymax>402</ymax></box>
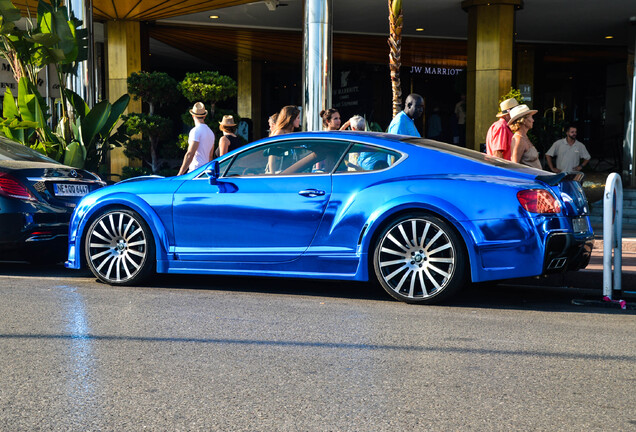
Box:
<box><xmin>602</xmin><ymin>173</ymin><xmax>623</xmax><ymax>298</ymax></box>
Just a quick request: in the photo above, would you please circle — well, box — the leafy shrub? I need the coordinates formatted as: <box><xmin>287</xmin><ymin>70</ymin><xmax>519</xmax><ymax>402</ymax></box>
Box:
<box><xmin>178</xmin><ymin>71</ymin><xmax>237</xmax><ymax>104</ymax></box>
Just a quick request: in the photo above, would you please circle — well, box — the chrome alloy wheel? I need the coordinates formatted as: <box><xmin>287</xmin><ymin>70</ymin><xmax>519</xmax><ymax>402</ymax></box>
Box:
<box><xmin>376</xmin><ymin>217</ymin><xmax>456</xmax><ymax>300</ymax></box>
<box><xmin>86</xmin><ymin>211</ymin><xmax>148</xmax><ymax>283</ymax></box>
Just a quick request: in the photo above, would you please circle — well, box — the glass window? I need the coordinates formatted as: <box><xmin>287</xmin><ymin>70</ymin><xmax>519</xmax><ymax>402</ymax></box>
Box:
<box><xmin>218</xmin><ymin>157</ymin><xmax>233</xmax><ymax>176</ymax></box>
<box><xmin>335</xmin><ymin>143</ymin><xmax>401</xmax><ymax>173</ymax></box>
<box><xmin>223</xmin><ymin>140</ymin><xmax>349</xmax><ymax>177</ymax></box>
<box><xmin>0</xmin><ymin>137</ymin><xmax>58</xmax><ymax>163</ymax></box>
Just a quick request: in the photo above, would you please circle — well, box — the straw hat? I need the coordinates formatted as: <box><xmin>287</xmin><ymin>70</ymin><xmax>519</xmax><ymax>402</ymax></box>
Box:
<box><xmin>507</xmin><ymin>104</ymin><xmax>538</xmax><ymax>125</ymax></box>
<box><xmin>496</xmin><ymin>98</ymin><xmax>520</xmax><ymax>118</ymax></box>
<box><xmin>189</xmin><ymin>102</ymin><xmax>207</xmax><ymax>117</ymax></box>
<box><xmin>219</xmin><ymin>115</ymin><xmax>237</xmax><ymax>127</ymax></box>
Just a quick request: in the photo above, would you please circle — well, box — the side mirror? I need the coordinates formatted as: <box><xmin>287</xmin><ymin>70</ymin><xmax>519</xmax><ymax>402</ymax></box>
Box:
<box><xmin>205</xmin><ymin>161</ymin><xmax>220</xmax><ymax>185</ymax></box>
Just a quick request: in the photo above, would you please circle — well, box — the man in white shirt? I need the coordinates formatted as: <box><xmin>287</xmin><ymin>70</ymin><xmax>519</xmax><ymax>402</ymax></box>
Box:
<box><xmin>545</xmin><ymin>125</ymin><xmax>591</xmax><ymax>173</ymax></box>
<box><xmin>178</xmin><ymin>102</ymin><xmax>216</xmax><ymax>175</ymax></box>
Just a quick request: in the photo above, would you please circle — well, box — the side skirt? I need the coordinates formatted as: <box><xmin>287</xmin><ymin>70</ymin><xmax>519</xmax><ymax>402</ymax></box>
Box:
<box><xmin>156</xmin><ymin>254</ymin><xmax>366</xmax><ymax>281</ymax></box>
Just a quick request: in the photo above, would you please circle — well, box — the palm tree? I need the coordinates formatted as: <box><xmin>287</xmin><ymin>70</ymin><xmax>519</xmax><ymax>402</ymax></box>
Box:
<box><xmin>388</xmin><ymin>0</ymin><xmax>403</xmax><ymax>117</ymax></box>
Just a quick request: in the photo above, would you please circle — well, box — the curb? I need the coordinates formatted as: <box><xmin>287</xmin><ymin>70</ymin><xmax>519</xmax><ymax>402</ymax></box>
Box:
<box><xmin>504</xmin><ymin>268</ymin><xmax>636</xmax><ymax>297</ymax></box>
<box><xmin>593</xmin><ymin>238</ymin><xmax>636</xmax><ymax>253</ymax></box>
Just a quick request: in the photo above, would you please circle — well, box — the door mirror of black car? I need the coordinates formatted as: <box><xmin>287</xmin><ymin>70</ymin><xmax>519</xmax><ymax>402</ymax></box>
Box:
<box><xmin>205</xmin><ymin>161</ymin><xmax>220</xmax><ymax>185</ymax></box>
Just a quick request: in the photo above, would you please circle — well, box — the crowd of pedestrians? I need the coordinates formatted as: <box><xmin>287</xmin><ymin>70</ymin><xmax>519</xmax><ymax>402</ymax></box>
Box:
<box><xmin>485</xmin><ymin>97</ymin><xmax>590</xmax><ymax>172</ymax></box>
<box><xmin>178</xmin><ymin>92</ymin><xmax>590</xmax><ymax>175</ymax></box>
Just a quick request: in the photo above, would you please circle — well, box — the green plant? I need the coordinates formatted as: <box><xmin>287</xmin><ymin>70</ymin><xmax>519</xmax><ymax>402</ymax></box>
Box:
<box><xmin>175</xmin><ymin>71</ymin><xmax>238</xmax><ymax>164</ymax></box>
<box><xmin>500</xmin><ymin>88</ymin><xmax>525</xmax><ymax>105</ymax></box>
<box><xmin>0</xmin><ymin>77</ymin><xmax>64</xmax><ymax>159</ymax></box>
<box><xmin>0</xmin><ymin>83</ymin><xmax>39</xmax><ymax>142</ymax></box>
<box><xmin>35</xmin><ymin>0</ymin><xmax>89</xmax><ymax>141</ymax></box>
<box><xmin>176</xmin><ymin>133</ymin><xmax>189</xmax><ymax>151</ymax></box>
<box><xmin>63</xmin><ymin>90</ymin><xmax>131</xmax><ymax>171</ymax></box>
<box><xmin>122</xmin><ymin>113</ymin><xmax>172</xmax><ymax>173</ymax></box>
<box><xmin>0</xmin><ymin>1</ymin><xmax>69</xmax><ymax>92</ymax></box>
<box><xmin>124</xmin><ymin>71</ymin><xmax>180</xmax><ymax>174</ymax></box>
<box><xmin>178</xmin><ymin>71</ymin><xmax>237</xmax><ymax>107</ymax></box>
<box><xmin>127</xmin><ymin>71</ymin><xmax>179</xmax><ymax>115</ymax></box>
<box><xmin>121</xmin><ymin>165</ymin><xmax>152</xmax><ymax>180</ymax></box>
<box><xmin>0</xmin><ymin>78</ymin><xmax>129</xmax><ymax>169</ymax></box>
<box><xmin>0</xmin><ymin>0</ymin><xmax>127</xmax><ymax>173</ymax></box>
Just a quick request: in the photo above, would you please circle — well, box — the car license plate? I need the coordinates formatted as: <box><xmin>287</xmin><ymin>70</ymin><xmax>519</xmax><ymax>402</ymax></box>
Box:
<box><xmin>572</xmin><ymin>217</ymin><xmax>588</xmax><ymax>233</ymax></box>
<box><xmin>54</xmin><ymin>183</ymin><xmax>89</xmax><ymax>197</ymax></box>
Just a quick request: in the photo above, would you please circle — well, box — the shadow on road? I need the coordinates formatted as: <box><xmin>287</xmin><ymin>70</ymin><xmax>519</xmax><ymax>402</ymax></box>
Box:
<box><xmin>453</xmin><ymin>282</ymin><xmax>634</xmax><ymax>314</ymax></box>
<box><xmin>0</xmin><ymin>260</ymin><xmax>92</xmax><ymax>278</ymax></box>
<box><xmin>0</xmin><ymin>261</ymin><xmax>632</xmax><ymax>314</ymax></box>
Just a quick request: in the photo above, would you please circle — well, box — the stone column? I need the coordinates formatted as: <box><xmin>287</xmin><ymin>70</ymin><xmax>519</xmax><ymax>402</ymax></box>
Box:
<box><xmin>303</xmin><ymin>0</ymin><xmax>332</xmax><ymax>131</ymax></box>
<box><xmin>106</xmin><ymin>21</ymin><xmax>142</xmax><ymax>179</ymax></box>
<box><xmin>238</xmin><ymin>58</ymin><xmax>262</xmax><ymax>140</ymax></box>
<box><xmin>462</xmin><ymin>0</ymin><xmax>523</xmax><ymax>150</ymax></box>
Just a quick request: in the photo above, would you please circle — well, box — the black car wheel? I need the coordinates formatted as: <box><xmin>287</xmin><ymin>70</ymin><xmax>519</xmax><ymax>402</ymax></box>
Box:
<box><xmin>373</xmin><ymin>214</ymin><xmax>467</xmax><ymax>304</ymax></box>
<box><xmin>84</xmin><ymin>208</ymin><xmax>155</xmax><ymax>285</ymax></box>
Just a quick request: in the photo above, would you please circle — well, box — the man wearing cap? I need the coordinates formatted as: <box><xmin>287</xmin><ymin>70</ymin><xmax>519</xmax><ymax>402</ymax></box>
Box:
<box><xmin>387</xmin><ymin>93</ymin><xmax>424</xmax><ymax>137</ymax></box>
<box><xmin>545</xmin><ymin>125</ymin><xmax>591</xmax><ymax>173</ymax></box>
<box><xmin>178</xmin><ymin>102</ymin><xmax>215</xmax><ymax>175</ymax></box>
<box><xmin>485</xmin><ymin>97</ymin><xmax>519</xmax><ymax>160</ymax></box>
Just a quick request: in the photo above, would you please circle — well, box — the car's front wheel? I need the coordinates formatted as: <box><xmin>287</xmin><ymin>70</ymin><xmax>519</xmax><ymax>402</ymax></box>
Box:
<box><xmin>373</xmin><ymin>214</ymin><xmax>467</xmax><ymax>304</ymax></box>
<box><xmin>84</xmin><ymin>208</ymin><xmax>155</xmax><ymax>285</ymax></box>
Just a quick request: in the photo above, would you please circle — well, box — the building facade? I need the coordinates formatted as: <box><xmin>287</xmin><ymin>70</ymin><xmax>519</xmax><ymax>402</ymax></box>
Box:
<box><xmin>9</xmin><ymin>0</ymin><xmax>636</xmax><ymax>185</ymax></box>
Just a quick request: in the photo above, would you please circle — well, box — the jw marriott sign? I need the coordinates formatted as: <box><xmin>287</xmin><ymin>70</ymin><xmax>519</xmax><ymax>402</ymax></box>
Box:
<box><xmin>409</xmin><ymin>66</ymin><xmax>464</xmax><ymax>76</ymax></box>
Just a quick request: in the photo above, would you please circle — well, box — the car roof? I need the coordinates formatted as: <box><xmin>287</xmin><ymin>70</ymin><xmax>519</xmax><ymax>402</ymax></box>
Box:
<box><xmin>222</xmin><ymin>131</ymin><xmax>548</xmax><ymax>179</ymax></box>
<box><xmin>256</xmin><ymin>131</ymin><xmax>522</xmax><ymax>169</ymax></box>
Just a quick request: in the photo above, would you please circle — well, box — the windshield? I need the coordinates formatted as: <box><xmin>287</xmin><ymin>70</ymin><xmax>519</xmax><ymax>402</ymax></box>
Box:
<box><xmin>0</xmin><ymin>137</ymin><xmax>59</xmax><ymax>163</ymax></box>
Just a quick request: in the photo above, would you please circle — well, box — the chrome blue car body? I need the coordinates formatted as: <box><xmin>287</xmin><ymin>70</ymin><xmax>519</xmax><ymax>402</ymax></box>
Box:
<box><xmin>66</xmin><ymin>132</ymin><xmax>593</xmax><ymax>303</ymax></box>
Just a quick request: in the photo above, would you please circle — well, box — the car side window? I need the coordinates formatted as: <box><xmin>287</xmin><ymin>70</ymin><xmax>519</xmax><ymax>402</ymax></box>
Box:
<box><xmin>224</xmin><ymin>140</ymin><xmax>348</xmax><ymax>177</ymax></box>
<box><xmin>335</xmin><ymin>143</ymin><xmax>401</xmax><ymax>173</ymax></box>
<box><xmin>218</xmin><ymin>157</ymin><xmax>232</xmax><ymax>176</ymax></box>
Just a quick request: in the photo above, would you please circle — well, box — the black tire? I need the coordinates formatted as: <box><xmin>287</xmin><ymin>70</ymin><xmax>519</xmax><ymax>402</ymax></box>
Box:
<box><xmin>84</xmin><ymin>207</ymin><xmax>155</xmax><ymax>285</ymax></box>
<box><xmin>372</xmin><ymin>213</ymin><xmax>467</xmax><ymax>304</ymax></box>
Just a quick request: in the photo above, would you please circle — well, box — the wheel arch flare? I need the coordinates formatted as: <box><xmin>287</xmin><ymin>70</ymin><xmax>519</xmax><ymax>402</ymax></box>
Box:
<box><xmin>357</xmin><ymin>195</ymin><xmax>479</xmax><ymax>283</ymax></box>
<box><xmin>67</xmin><ymin>193</ymin><xmax>171</xmax><ymax>270</ymax></box>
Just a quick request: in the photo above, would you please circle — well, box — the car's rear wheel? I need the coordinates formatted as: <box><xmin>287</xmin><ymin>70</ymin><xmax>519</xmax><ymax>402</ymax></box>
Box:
<box><xmin>373</xmin><ymin>214</ymin><xmax>467</xmax><ymax>304</ymax></box>
<box><xmin>84</xmin><ymin>208</ymin><xmax>154</xmax><ymax>285</ymax></box>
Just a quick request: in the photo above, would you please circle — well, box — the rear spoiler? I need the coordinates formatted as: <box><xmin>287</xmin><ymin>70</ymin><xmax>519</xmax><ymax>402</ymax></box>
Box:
<box><xmin>535</xmin><ymin>171</ymin><xmax>584</xmax><ymax>186</ymax></box>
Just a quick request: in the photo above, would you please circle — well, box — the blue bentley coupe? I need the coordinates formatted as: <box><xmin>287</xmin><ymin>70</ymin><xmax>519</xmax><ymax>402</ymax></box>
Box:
<box><xmin>66</xmin><ymin>132</ymin><xmax>593</xmax><ymax>304</ymax></box>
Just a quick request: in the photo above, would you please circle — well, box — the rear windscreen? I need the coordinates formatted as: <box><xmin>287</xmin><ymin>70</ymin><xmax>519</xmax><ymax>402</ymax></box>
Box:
<box><xmin>402</xmin><ymin>137</ymin><xmax>520</xmax><ymax>169</ymax></box>
<box><xmin>0</xmin><ymin>138</ymin><xmax>58</xmax><ymax>163</ymax></box>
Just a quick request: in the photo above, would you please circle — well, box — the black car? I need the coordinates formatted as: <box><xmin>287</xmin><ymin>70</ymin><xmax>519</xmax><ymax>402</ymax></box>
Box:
<box><xmin>0</xmin><ymin>137</ymin><xmax>105</xmax><ymax>263</ymax></box>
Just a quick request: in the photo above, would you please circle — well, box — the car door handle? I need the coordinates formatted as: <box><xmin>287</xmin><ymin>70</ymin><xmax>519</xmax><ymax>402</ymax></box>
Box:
<box><xmin>298</xmin><ymin>189</ymin><xmax>326</xmax><ymax>197</ymax></box>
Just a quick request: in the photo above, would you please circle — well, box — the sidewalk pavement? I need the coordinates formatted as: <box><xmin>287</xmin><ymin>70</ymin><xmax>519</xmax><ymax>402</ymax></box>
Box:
<box><xmin>504</xmin><ymin>224</ymin><xmax>636</xmax><ymax>299</ymax></box>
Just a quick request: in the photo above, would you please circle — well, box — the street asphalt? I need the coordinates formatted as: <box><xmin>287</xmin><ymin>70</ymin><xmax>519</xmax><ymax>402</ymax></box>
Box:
<box><xmin>0</xmin><ymin>261</ymin><xmax>634</xmax><ymax>431</ymax></box>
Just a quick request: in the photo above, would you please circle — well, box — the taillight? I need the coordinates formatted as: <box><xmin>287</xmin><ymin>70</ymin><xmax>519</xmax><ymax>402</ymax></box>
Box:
<box><xmin>517</xmin><ymin>189</ymin><xmax>561</xmax><ymax>214</ymax></box>
<box><xmin>0</xmin><ymin>173</ymin><xmax>36</xmax><ymax>201</ymax></box>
